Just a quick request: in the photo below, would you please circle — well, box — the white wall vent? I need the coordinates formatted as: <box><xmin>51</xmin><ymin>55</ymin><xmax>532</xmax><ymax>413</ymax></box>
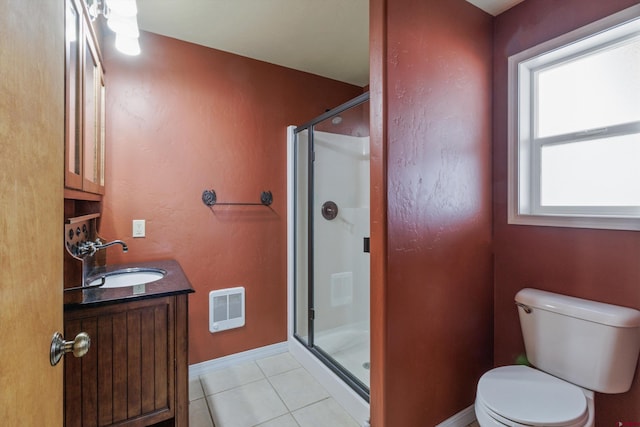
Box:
<box><xmin>209</xmin><ymin>287</ymin><xmax>245</xmax><ymax>333</ymax></box>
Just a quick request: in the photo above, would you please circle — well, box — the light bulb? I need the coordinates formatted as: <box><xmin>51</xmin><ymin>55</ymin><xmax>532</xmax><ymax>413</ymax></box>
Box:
<box><xmin>107</xmin><ymin>11</ymin><xmax>139</xmax><ymax>38</ymax></box>
<box><xmin>106</xmin><ymin>0</ymin><xmax>137</xmax><ymax>17</ymax></box>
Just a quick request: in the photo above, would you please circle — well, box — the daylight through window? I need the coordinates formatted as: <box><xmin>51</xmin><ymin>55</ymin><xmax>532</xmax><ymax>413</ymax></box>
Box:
<box><xmin>508</xmin><ymin>5</ymin><xmax>640</xmax><ymax>230</ymax></box>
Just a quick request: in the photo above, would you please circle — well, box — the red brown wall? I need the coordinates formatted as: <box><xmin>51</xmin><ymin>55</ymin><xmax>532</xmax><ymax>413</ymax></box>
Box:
<box><xmin>371</xmin><ymin>0</ymin><xmax>494</xmax><ymax>424</ymax></box>
<box><xmin>493</xmin><ymin>0</ymin><xmax>640</xmax><ymax>423</ymax></box>
<box><xmin>100</xmin><ymin>30</ymin><xmax>361</xmax><ymax>364</ymax></box>
<box><xmin>369</xmin><ymin>0</ymin><xmax>388</xmax><ymax>423</ymax></box>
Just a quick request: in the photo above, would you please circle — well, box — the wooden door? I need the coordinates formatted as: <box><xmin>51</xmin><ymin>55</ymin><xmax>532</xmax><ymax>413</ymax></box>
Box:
<box><xmin>0</xmin><ymin>1</ymin><xmax>65</xmax><ymax>425</ymax></box>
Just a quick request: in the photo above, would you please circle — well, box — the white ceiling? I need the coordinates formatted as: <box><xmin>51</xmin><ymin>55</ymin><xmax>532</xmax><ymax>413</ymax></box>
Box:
<box><xmin>467</xmin><ymin>0</ymin><xmax>525</xmax><ymax>16</ymax></box>
<box><xmin>136</xmin><ymin>0</ymin><xmax>524</xmax><ymax>87</ymax></box>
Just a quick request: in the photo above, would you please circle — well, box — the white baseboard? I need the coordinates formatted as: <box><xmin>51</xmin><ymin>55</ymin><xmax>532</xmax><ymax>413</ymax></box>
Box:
<box><xmin>189</xmin><ymin>341</ymin><xmax>288</xmax><ymax>379</ymax></box>
<box><xmin>435</xmin><ymin>405</ymin><xmax>476</xmax><ymax>427</ymax></box>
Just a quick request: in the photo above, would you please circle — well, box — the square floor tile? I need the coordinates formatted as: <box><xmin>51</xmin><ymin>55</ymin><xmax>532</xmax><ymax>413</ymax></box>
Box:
<box><xmin>208</xmin><ymin>379</ymin><xmax>288</xmax><ymax>427</ymax></box>
<box><xmin>189</xmin><ymin>398</ymin><xmax>214</xmax><ymax>427</ymax></box>
<box><xmin>268</xmin><ymin>368</ymin><xmax>329</xmax><ymax>411</ymax></box>
<box><xmin>292</xmin><ymin>398</ymin><xmax>359</xmax><ymax>427</ymax></box>
<box><xmin>200</xmin><ymin>361</ymin><xmax>265</xmax><ymax>395</ymax></box>
<box><xmin>257</xmin><ymin>352</ymin><xmax>301</xmax><ymax>377</ymax></box>
<box><xmin>255</xmin><ymin>414</ymin><xmax>300</xmax><ymax>427</ymax></box>
<box><xmin>190</xmin><ymin>377</ymin><xmax>205</xmax><ymax>401</ymax></box>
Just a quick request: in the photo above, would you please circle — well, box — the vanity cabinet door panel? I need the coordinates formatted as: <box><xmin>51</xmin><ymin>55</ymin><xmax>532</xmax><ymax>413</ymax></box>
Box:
<box><xmin>141</xmin><ymin>308</ymin><xmax>157</xmax><ymax>414</ymax></box>
<box><xmin>64</xmin><ymin>297</ymin><xmax>177</xmax><ymax>426</ymax></box>
<box><xmin>64</xmin><ymin>0</ymin><xmax>106</xmax><ymax>196</ymax></box>
<box><xmin>97</xmin><ymin>315</ymin><xmax>114</xmax><ymax>426</ymax></box>
<box><xmin>111</xmin><ymin>312</ymin><xmax>128</xmax><ymax>424</ymax></box>
<box><xmin>81</xmin><ymin>20</ymin><xmax>105</xmax><ymax>195</ymax></box>
<box><xmin>154</xmin><ymin>304</ymin><xmax>170</xmax><ymax>410</ymax></box>
<box><xmin>64</xmin><ymin>319</ymin><xmax>83</xmax><ymax>427</ymax></box>
<box><xmin>81</xmin><ymin>318</ymin><xmax>99</xmax><ymax>427</ymax></box>
<box><xmin>64</xmin><ymin>0</ymin><xmax>83</xmax><ymax>190</ymax></box>
<box><xmin>64</xmin><ymin>316</ymin><xmax>99</xmax><ymax>427</ymax></box>
<box><xmin>126</xmin><ymin>309</ymin><xmax>142</xmax><ymax>418</ymax></box>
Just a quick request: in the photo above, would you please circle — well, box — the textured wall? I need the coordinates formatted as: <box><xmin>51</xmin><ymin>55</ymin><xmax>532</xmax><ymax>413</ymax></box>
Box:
<box><xmin>100</xmin><ymin>30</ymin><xmax>361</xmax><ymax>364</ymax></box>
<box><xmin>372</xmin><ymin>0</ymin><xmax>494</xmax><ymax>424</ymax></box>
<box><xmin>493</xmin><ymin>0</ymin><xmax>640</xmax><ymax>423</ymax></box>
<box><xmin>369</xmin><ymin>0</ymin><xmax>387</xmax><ymax>422</ymax></box>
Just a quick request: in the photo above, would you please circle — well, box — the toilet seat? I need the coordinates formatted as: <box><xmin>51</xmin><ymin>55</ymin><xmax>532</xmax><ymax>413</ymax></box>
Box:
<box><xmin>476</xmin><ymin>366</ymin><xmax>589</xmax><ymax>427</ymax></box>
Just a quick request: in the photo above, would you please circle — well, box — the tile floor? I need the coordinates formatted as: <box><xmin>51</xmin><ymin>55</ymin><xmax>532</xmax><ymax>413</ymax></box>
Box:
<box><xmin>188</xmin><ymin>351</ymin><xmax>480</xmax><ymax>427</ymax></box>
<box><xmin>189</xmin><ymin>352</ymin><xmax>360</xmax><ymax>427</ymax></box>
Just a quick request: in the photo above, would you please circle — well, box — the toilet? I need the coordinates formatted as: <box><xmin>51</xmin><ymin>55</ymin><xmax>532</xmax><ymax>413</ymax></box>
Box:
<box><xmin>475</xmin><ymin>288</ymin><xmax>640</xmax><ymax>427</ymax></box>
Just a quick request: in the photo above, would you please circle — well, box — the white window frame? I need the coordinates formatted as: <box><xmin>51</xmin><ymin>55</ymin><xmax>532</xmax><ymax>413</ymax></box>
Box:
<box><xmin>508</xmin><ymin>4</ymin><xmax>640</xmax><ymax>231</ymax></box>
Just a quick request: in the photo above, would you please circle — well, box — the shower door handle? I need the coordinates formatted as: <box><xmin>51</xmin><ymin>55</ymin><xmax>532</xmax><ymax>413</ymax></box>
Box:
<box><xmin>363</xmin><ymin>237</ymin><xmax>370</xmax><ymax>253</ymax></box>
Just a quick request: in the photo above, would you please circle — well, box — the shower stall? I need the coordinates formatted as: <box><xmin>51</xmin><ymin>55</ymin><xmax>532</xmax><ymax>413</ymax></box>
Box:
<box><xmin>287</xmin><ymin>93</ymin><xmax>370</xmax><ymax>421</ymax></box>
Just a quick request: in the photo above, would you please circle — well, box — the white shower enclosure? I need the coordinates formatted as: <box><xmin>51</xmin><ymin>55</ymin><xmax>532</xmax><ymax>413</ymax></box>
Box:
<box><xmin>288</xmin><ymin>93</ymin><xmax>370</xmax><ymax>410</ymax></box>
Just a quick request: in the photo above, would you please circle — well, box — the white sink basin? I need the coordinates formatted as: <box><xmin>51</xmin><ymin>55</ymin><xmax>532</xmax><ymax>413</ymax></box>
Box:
<box><xmin>88</xmin><ymin>268</ymin><xmax>166</xmax><ymax>288</ymax></box>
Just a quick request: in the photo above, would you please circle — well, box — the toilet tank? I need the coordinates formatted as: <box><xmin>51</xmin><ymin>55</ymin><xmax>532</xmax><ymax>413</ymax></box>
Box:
<box><xmin>516</xmin><ymin>288</ymin><xmax>640</xmax><ymax>394</ymax></box>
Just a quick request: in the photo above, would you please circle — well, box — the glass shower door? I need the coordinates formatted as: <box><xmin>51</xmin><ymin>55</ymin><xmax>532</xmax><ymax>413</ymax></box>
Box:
<box><xmin>294</xmin><ymin>128</ymin><xmax>310</xmax><ymax>346</ymax></box>
<box><xmin>293</xmin><ymin>93</ymin><xmax>370</xmax><ymax>399</ymax></box>
<box><xmin>312</xmin><ymin>116</ymin><xmax>370</xmax><ymax>391</ymax></box>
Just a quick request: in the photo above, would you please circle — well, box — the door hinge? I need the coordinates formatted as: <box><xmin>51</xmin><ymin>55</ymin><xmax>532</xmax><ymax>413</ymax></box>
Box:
<box><xmin>309</xmin><ymin>308</ymin><xmax>315</xmax><ymax>320</ymax></box>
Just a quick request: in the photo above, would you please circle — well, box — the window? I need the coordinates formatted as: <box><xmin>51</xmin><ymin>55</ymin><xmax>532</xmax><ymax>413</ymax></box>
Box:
<box><xmin>508</xmin><ymin>5</ymin><xmax>640</xmax><ymax>230</ymax></box>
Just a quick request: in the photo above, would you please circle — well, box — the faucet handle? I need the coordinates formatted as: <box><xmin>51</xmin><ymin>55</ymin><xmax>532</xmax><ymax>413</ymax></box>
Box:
<box><xmin>77</xmin><ymin>241</ymin><xmax>97</xmax><ymax>256</ymax></box>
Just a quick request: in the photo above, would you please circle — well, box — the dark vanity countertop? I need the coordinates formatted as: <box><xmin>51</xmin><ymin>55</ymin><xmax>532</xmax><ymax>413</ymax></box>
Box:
<box><xmin>64</xmin><ymin>259</ymin><xmax>195</xmax><ymax>310</ymax></box>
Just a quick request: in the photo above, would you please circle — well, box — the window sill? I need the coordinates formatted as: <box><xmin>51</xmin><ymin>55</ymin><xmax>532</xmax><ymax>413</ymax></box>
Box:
<box><xmin>507</xmin><ymin>212</ymin><xmax>640</xmax><ymax>231</ymax></box>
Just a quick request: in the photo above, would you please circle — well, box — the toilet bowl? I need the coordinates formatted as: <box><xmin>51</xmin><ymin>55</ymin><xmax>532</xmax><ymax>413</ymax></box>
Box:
<box><xmin>475</xmin><ymin>366</ymin><xmax>594</xmax><ymax>427</ymax></box>
<box><xmin>474</xmin><ymin>288</ymin><xmax>640</xmax><ymax>427</ymax></box>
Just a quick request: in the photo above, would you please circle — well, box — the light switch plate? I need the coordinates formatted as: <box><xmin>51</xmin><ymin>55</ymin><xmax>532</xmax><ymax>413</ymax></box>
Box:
<box><xmin>132</xmin><ymin>219</ymin><xmax>145</xmax><ymax>238</ymax></box>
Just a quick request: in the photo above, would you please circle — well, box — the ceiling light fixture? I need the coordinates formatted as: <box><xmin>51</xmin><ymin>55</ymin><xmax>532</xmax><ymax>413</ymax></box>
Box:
<box><xmin>86</xmin><ymin>0</ymin><xmax>141</xmax><ymax>56</ymax></box>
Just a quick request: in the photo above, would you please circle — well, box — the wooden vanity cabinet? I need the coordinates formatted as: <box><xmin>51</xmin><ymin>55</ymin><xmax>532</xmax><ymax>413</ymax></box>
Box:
<box><xmin>64</xmin><ymin>0</ymin><xmax>83</xmax><ymax>190</ymax></box>
<box><xmin>81</xmin><ymin>23</ymin><xmax>106</xmax><ymax>195</ymax></box>
<box><xmin>64</xmin><ymin>295</ymin><xmax>189</xmax><ymax>427</ymax></box>
<box><xmin>65</xmin><ymin>0</ymin><xmax>106</xmax><ymax>196</ymax></box>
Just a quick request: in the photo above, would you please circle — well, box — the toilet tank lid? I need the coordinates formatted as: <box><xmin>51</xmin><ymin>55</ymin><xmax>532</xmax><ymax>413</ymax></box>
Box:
<box><xmin>516</xmin><ymin>288</ymin><xmax>640</xmax><ymax>327</ymax></box>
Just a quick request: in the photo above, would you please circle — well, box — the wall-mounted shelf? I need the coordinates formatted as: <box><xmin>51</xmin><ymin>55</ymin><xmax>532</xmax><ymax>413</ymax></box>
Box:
<box><xmin>201</xmin><ymin>189</ymin><xmax>273</xmax><ymax>207</ymax></box>
<box><xmin>66</xmin><ymin>213</ymin><xmax>101</xmax><ymax>224</ymax></box>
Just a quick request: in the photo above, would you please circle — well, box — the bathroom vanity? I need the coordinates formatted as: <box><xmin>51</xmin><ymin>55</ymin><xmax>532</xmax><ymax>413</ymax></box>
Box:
<box><xmin>63</xmin><ymin>259</ymin><xmax>194</xmax><ymax>427</ymax></box>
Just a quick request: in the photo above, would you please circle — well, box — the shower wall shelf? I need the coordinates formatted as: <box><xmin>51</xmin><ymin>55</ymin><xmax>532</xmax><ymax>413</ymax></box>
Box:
<box><xmin>202</xmin><ymin>189</ymin><xmax>273</xmax><ymax>207</ymax></box>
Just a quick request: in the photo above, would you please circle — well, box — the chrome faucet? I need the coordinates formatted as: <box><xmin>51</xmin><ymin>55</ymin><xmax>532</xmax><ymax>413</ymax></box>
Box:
<box><xmin>95</xmin><ymin>239</ymin><xmax>128</xmax><ymax>252</ymax></box>
<box><xmin>77</xmin><ymin>239</ymin><xmax>128</xmax><ymax>256</ymax></box>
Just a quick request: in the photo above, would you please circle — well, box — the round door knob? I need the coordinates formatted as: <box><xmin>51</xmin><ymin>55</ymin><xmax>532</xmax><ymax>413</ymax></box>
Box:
<box><xmin>50</xmin><ymin>331</ymin><xmax>91</xmax><ymax>366</ymax></box>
